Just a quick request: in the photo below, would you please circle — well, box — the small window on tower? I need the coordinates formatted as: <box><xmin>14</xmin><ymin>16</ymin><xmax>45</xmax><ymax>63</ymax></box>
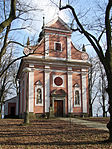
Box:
<box><xmin>54</xmin><ymin>42</ymin><xmax>62</xmax><ymax>51</ymax></box>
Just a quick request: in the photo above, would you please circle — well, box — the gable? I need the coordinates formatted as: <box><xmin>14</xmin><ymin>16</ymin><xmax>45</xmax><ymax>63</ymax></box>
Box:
<box><xmin>71</xmin><ymin>42</ymin><xmax>83</xmax><ymax>60</ymax></box>
<box><xmin>45</xmin><ymin>17</ymin><xmax>72</xmax><ymax>32</ymax></box>
<box><xmin>49</xmin><ymin>20</ymin><xmax>69</xmax><ymax>31</ymax></box>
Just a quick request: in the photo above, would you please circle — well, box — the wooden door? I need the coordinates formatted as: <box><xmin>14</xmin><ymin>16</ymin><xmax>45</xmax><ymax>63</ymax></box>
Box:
<box><xmin>10</xmin><ymin>107</ymin><xmax>16</xmax><ymax>116</ymax></box>
<box><xmin>54</xmin><ymin>100</ymin><xmax>63</xmax><ymax>117</ymax></box>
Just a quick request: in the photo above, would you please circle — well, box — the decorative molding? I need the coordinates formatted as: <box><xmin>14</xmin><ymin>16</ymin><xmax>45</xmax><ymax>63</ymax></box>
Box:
<box><xmin>28</xmin><ymin>55</ymin><xmax>89</xmax><ymax>63</ymax></box>
<box><xmin>53</xmin><ymin>75</ymin><xmax>64</xmax><ymax>87</ymax></box>
<box><xmin>45</xmin><ymin>34</ymin><xmax>49</xmax><ymax>57</ymax></box>
<box><xmin>29</xmin><ymin>64</ymin><xmax>34</xmax><ymax>68</ymax></box>
<box><xmin>24</xmin><ymin>75</ymin><xmax>26</xmax><ymax>112</ymax></box>
<box><xmin>44</xmin><ymin>27</ymin><xmax>71</xmax><ymax>33</ymax></box>
<box><xmin>74</xmin><ymin>87</ymin><xmax>81</xmax><ymax>107</ymax></box>
<box><xmin>67</xmin><ymin>37</ymin><xmax>71</xmax><ymax>60</ymax></box>
<box><xmin>68</xmin><ymin>67</ymin><xmax>73</xmax><ymax>113</ymax></box>
<box><xmin>45</xmin><ymin>70</ymin><xmax>50</xmax><ymax>112</ymax></box>
<box><xmin>35</xmin><ymin>85</ymin><xmax>43</xmax><ymax>106</ymax></box>
<box><xmin>34</xmin><ymin>68</ymin><xmax>82</xmax><ymax>74</ymax></box>
<box><xmin>81</xmin><ymin>52</ymin><xmax>89</xmax><ymax>60</ymax></box>
<box><xmin>46</xmin><ymin>32</ymin><xmax>68</xmax><ymax>37</ymax></box>
<box><xmin>82</xmin><ymin>74</ymin><xmax>87</xmax><ymax>113</ymax></box>
<box><xmin>35</xmin><ymin>80</ymin><xmax>42</xmax><ymax>86</ymax></box>
<box><xmin>29</xmin><ymin>71</ymin><xmax>34</xmax><ymax>112</ymax></box>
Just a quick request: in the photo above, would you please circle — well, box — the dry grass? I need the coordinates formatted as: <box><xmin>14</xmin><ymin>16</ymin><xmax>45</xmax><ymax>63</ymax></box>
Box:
<box><xmin>0</xmin><ymin>118</ymin><xmax>111</xmax><ymax>149</ymax></box>
<box><xmin>80</xmin><ymin>117</ymin><xmax>109</xmax><ymax>124</ymax></box>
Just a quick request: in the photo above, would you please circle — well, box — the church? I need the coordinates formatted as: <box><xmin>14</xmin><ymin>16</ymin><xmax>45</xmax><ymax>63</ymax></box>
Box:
<box><xmin>17</xmin><ymin>17</ymin><xmax>90</xmax><ymax>118</ymax></box>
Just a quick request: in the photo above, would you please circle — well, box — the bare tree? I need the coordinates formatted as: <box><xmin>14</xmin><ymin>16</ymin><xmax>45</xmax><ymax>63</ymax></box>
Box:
<box><xmin>98</xmin><ymin>60</ymin><xmax>108</xmax><ymax>117</ymax></box>
<box><xmin>59</xmin><ymin>0</ymin><xmax>112</xmax><ymax>141</ymax></box>
<box><xmin>0</xmin><ymin>49</ymin><xmax>19</xmax><ymax>119</ymax></box>
<box><xmin>0</xmin><ymin>0</ymin><xmax>42</xmax><ymax>68</ymax></box>
<box><xmin>88</xmin><ymin>58</ymin><xmax>99</xmax><ymax>117</ymax></box>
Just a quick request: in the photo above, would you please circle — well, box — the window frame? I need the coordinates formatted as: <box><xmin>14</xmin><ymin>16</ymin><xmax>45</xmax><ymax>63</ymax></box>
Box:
<box><xmin>54</xmin><ymin>42</ymin><xmax>62</xmax><ymax>52</ymax></box>
<box><xmin>53</xmin><ymin>75</ymin><xmax>64</xmax><ymax>87</ymax></box>
<box><xmin>74</xmin><ymin>87</ymin><xmax>81</xmax><ymax>107</ymax></box>
<box><xmin>35</xmin><ymin>85</ymin><xmax>43</xmax><ymax>106</ymax></box>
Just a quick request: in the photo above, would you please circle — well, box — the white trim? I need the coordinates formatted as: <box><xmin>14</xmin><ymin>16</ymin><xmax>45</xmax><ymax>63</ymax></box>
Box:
<box><xmin>54</xmin><ymin>42</ymin><xmax>62</xmax><ymax>52</ymax></box>
<box><xmin>45</xmin><ymin>34</ymin><xmax>49</xmax><ymax>57</ymax></box>
<box><xmin>45</xmin><ymin>27</ymin><xmax>72</xmax><ymax>33</ymax></box>
<box><xmin>28</xmin><ymin>55</ymin><xmax>88</xmax><ymax>63</ymax></box>
<box><xmin>82</xmin><ymin>74</ymin><xmax>87</xmax><ymax>113</ymax></box>
<box><xmin>46</xmin><ymin>56</ymin><xmax>66</xmax><ymax>61</ymax></box>
<box><xmin>29</xmin><ymin>64</ymin><xmax>34</xmax><ymax>68</ymax></box>
<box><xmin>34</xmin><ymin>68</ymin><xmax>82</xmax><ymax>74</ymax></box>
<box><xmin>35</xmin><ymin>85</ymin><xmax>43</xmax><ymax>106</ymax></box>
<box><xmin>68</xmin><ymin>68</ymin><xmax>73</xmax><ymax>113</ymax></box>
<box><xmin>29</xmin><ymin>71</ymin><xmax>34</xmax><ymax>112</ymax></box>
<box><xmin>45</xmin><ymin>70</ymin><xmax>50</xmax><ymax>112</ymax></box>
<box><xmin>28</xmin><ymin>55</ymin><xmax>45</xmax><ymax>59</ymax></box>
<box><xmin>46</xmin><ymin>32</ymin><xmax>67</xmax><ymax>37</ymax></box>
<box><xmin>74</xmin><ymin>87</ymin><xmax>81</xmax><ymax>107</ymax></box>
<box><xmin>1</xmin><ymin>104</ymin><xmax>5</xmax><ymax>119</ymax></box>
<box><xmin>24</xmin><ymin>76</ymin><xmax>26</xmax><ymax>112</ymax></box>
<box><xmin>53</xmin><ymin>75</ymin><xmax>64</xmax><ymax>87</ymax></box>
<box><xmin>67</xmin><ymin>37</ymin><xmax>71</xmax><ymax>60</ymax></box>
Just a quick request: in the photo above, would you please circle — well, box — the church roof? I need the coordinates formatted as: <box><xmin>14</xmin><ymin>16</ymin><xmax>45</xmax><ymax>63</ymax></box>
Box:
<box><xmin>45</xmin><ymin>17</ymin><xmax>72</xmax><ymax>32</ymax></box>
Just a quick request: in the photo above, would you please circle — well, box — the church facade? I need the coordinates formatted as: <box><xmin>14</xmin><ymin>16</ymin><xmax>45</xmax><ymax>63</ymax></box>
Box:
<box><xmin>17</xmin><ymin>17</ymin><xmax>90</xmax><ymax>118</ymax></box>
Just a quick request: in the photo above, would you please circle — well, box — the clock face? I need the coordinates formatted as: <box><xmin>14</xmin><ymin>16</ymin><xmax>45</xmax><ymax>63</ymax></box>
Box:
<box><xmin>81</xmin><ymin>52</ymin><xmax>89</xmax><ymax>60</ymax></box>
<box><xmin>23</xmin><ymin>47</ymin><xmax>29</xmax><ymax>55</ymax></box>
<box><xmin>54</xmin><ymin>77</ymin><xmax>63</xmax><ymax>86</ymax></box>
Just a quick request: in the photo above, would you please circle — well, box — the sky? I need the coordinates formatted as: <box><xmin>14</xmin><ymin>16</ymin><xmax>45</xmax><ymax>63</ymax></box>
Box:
<box><xmin>16</xmin><ymin>0</ymin><xmax>107</xmax><ymax>57</ymax></box>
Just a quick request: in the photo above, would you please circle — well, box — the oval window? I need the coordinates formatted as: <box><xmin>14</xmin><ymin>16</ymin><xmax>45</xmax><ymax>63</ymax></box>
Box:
<box><xmin>54</xmin><ymin>77</ymin><xmax>63</xmax><ymax>86</ymax></box>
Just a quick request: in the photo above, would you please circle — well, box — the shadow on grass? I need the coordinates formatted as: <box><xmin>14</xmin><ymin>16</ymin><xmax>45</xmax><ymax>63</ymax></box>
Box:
<box><xmin>0</xmin><ymin>140</ymin><xmax>111</xmax><ymax>146</ymax></box>
<box><xmin>0</xmin><ymin>119</ymin><xmax>110</xmax><ymax>147</ymax></box>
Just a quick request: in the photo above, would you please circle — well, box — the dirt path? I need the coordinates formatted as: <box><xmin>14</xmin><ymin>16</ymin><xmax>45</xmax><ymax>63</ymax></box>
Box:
<box><xmin>58</xmin><ymin>118</ymin><xmax>108</xmax><ymax>131</ymax></box>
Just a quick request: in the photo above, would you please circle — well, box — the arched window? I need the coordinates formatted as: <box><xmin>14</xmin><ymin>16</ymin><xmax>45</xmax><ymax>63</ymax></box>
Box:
<box><xmin>75</xmin><ymin>90</ymin><xmax>80</xmax><ymax>105</ymax></box>
<box><xmin>36</xmin><ymin>88</ymin><xmax>42</xmax><ymax>104</ymax></box>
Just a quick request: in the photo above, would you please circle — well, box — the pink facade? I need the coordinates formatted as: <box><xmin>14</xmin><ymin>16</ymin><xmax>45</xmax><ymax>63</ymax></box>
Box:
<box><xmin>17</xmin><ymin>17</ymin><xmax>90</xmax><ymax>118</ymax></box>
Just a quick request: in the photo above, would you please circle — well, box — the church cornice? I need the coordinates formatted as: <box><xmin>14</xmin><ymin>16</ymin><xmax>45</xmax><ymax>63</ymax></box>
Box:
<box><xmin>23</xmin><ymin>56</ymin><xmax>90</xmax><ymax>68</ymax></box>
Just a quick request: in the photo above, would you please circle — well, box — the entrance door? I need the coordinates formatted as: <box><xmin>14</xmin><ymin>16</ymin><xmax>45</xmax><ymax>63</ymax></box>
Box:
<box><xmin>10</xmin><ymin>107</ymin><xmax>15</xmax><ymax>116</ymax></box>
<box><xmin>54</xmin><ymin>100</ymin><xmax>63</xmax><ymax>117</ymax></box>
<box><xmin>8</xmin><ymin>103</ymin><xmax>16</xmax><ymax>116</ymax></box>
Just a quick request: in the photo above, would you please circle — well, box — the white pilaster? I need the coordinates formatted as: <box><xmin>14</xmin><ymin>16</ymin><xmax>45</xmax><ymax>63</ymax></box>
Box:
<box><xmin>29</xmin><ymin>71</ymin><xmax>34</xmax><ymax>112</ymax></box>
<box><xmin>68</xmin><ymin>67</ymin><xmax>73</xmax><ymax>113</ymax></box>
<box><xmin>82</xmin><ymin>71</ymin><xmax>87</xmax><ymax>113</ymax></box>
<box><xmin>1</xmin><ymin>104</ymin><xmax>4</xmax><ymax>119</ymax></box>
<box><xmin>16</xmin><ymin>96</ymin><xmax>19</xmax><ymax>115</ymax></box>
<box><xmin>24</xmin><ymin>75</ymin><xmax>26</xmax><ymax>112</ymax></box>
<box><xmin>45</xmin><ymin>66</ymin><xmax>50</xmax><ymax>112</ymax></box>
<box><xmin>20</xmin><ymin>81</ymin><xmax>22</xmax><ymax>113</ymax></box>
<box><xmin>45</xmin><ymin>34</ymin><xmax>49</xmax><ymax>58</ymax></box>
<box><xmin>67</xmin><ymin>36</ymin><xmax>71</xmax><ymax>60</ymax></box>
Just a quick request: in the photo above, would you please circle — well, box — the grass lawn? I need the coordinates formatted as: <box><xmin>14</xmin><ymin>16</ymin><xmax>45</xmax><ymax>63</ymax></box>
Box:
<box><xmin>0</xmin><ymin>119</ymin><xmax>111</xmax><ymax>149</ymax></box>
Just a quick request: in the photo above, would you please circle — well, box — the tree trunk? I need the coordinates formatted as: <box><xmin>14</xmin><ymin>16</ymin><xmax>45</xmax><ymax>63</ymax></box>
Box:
<box><xmin>89</xmin><ymin>103</ymin><xmax>93</xmax><ymax>117</ymax></box>
<box><xmin>102</xmin><ymin>95</ymin><xmax>106</xmax><ymax>117</ymax></box>
<box><xmin>106</xmin><ymin>79</ymin><xmax>112</xmax><ymax>141</ymax></box>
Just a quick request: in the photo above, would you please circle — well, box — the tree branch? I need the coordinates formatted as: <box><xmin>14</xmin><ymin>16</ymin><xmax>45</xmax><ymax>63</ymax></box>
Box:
<box><xmin>59</xmin><ymin>4</ymin><xmax>105</xmax><ymax>65</ymax></box>
<box><xmin>0</xmin><ymin>25</ymin><xmax>11</xmax><ymax>63</ymax></box>
<box><xmin>0</xmin><ymin>0</ymin><xmax>16</xmax><ymax>33</ymax></box>
<box><xmin>105</xmin><ymin>0</ymin><xmax>112</xmax><ymax>64</ymax></box>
